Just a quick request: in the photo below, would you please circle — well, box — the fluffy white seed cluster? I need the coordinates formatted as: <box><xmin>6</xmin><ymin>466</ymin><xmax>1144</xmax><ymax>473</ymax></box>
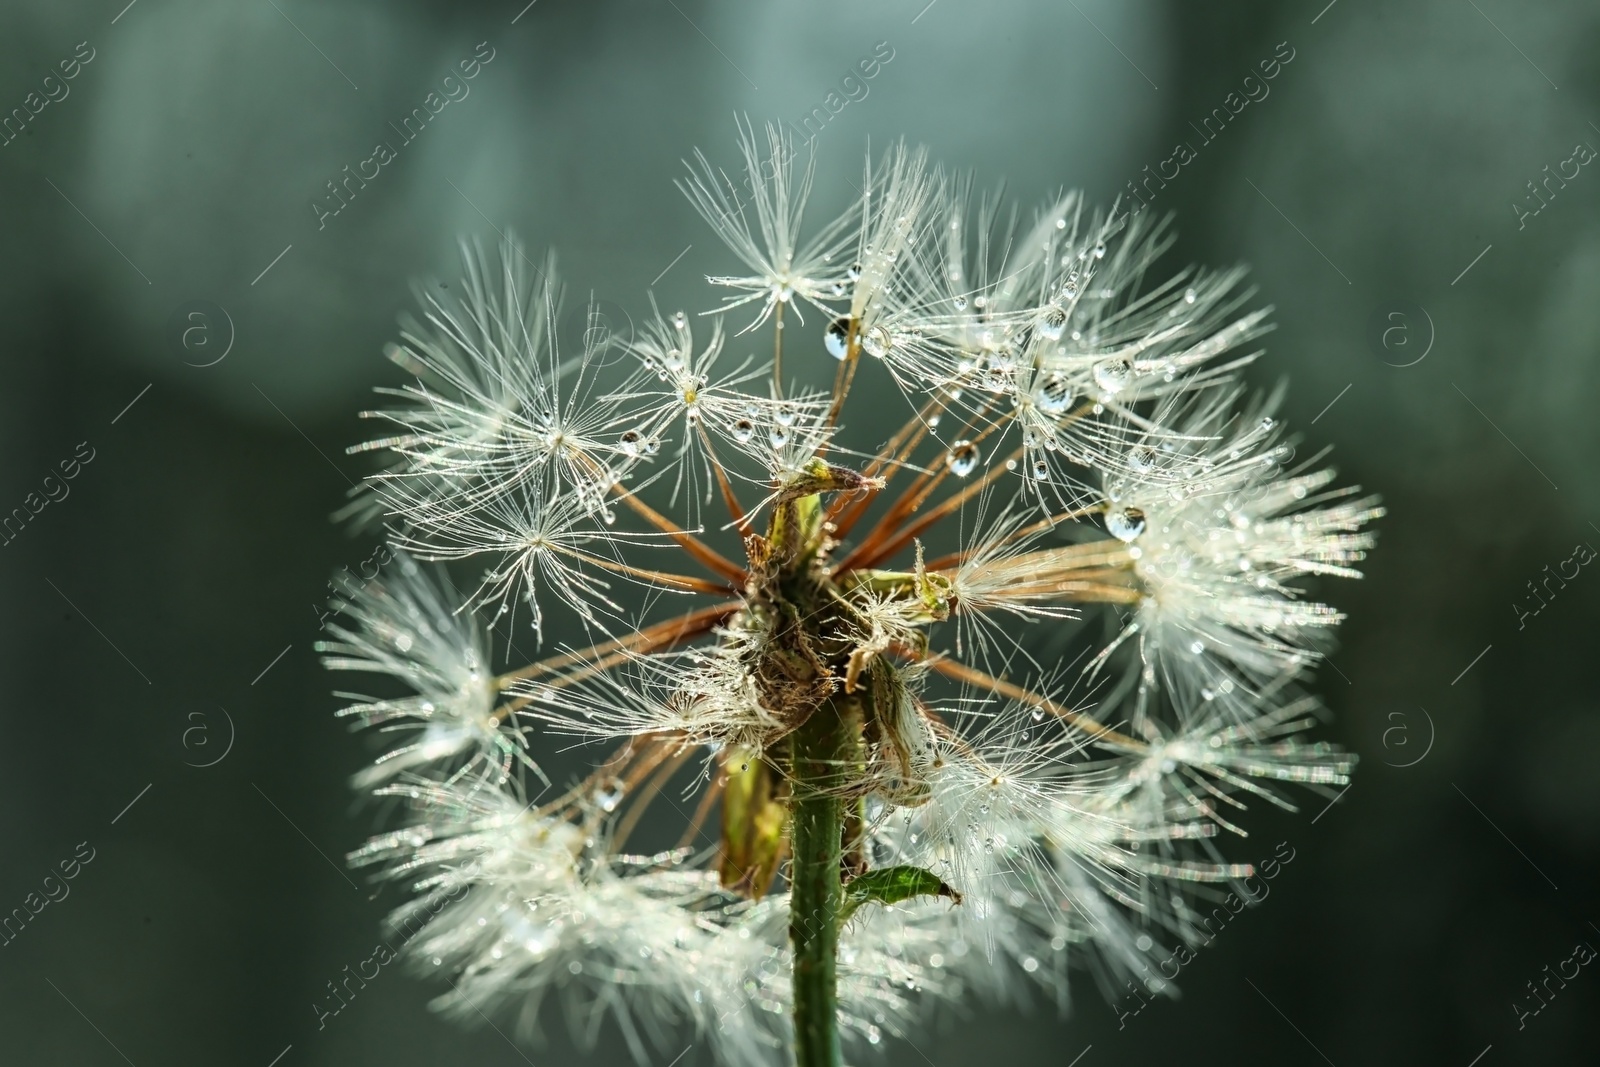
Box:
<box><xmin>319</xmin><ymin>120</ymin><xmax>1381</xmax><ymax>1065</ymax></box>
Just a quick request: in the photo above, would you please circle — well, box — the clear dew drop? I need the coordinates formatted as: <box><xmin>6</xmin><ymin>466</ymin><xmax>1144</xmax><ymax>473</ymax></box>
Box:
<box><xmin>1035</xmin><ymin>373</ymin><xmax>1072</xmax><ymax>415</ymax></box>
<box><xmin>671</xmin><ymin>310</ymin><xmax>687</xmax><ymax>330</ymax></box>
<box><xmin>1093</xmin><ymin>241</ymin><xmax>1107</xmax><ymax>259</ymax></box>
<box><xmin>953</xmin><ymin>294</ymin><xmax>968</xmax><ymax>311</ymax></box>
<box><xmin>945</xmin><ymin>440</ymin><xmax>980</xmax><ymax>477</ymax></box>
<box><xmin>1031</xmin><ymin>458</ymin><xmax>1050</xmax><ymax>480</ymax></box>
<box><xmin>824</xmin><ymin>316</ymin><xmax>851</xmax><ymax>360</ymax></box>
<box><xmin>769</xmin><ymin>426</ymin><xmax>790</xmax><ymax>448</ymax></box>
<box><xmin>1093</xmin><ymin>356</ymin><xmax>1133</xmax><ymax>393</ymax></box>
<box><xmin>775</xmin><ymin>409</ymin><xmax>796</xmax><ymax>427</ymax></box>
<box><xmin>618</xmin><ymin>430</ymin><xmax>642</xmax><ymax>457</ymax></box>
<box><xmin>595</xmin><ymin>778</ymin><xmax>625</xmax><ymax>813</ymax></box>
<box><xmin>861</xmin><ymin>325</ymin><xmax>892</xmax><ymax>359</ymax></box>
<box><xmin>1037</xmin><ymin>303</ymin><xmax>1068</xmax><ymax>341</ymax></box>
<box><xmin>732</xmin><ymin>418</ymin><xmax>755</xmax><ymax>443</ymax></box>
<box><xmin>601</xmin><ymin>507</ymin><xmax>616</xmax><ymax>526</ymax></box>
<box><xmin>1183</xmin><ymin>287</ymin><xmax>1197</xmax><ymax>304</ymax></box>
<box><xmin>847</xmin><ymin>262</ymin><xmax>862</xmax><ymax>281</ymax></box>
<box><xmin>1189</xmin><ymin>640</ymin><xmax>1205</xmax><ymax>654</ymax></box>
<box><xmin>1106</xmin><ymin>506</ymin><xmax>1147</xmax><ymax>542</ymax></box>
<box><xmin>1127</xmin><ymin>445</ymin><xmax>1156</xmax><ymax>472</ymax></box>
<box><xmin>1030</xmin><ymin>708</ymin><xmax>1045</xmax><ymax>722</ymax></box>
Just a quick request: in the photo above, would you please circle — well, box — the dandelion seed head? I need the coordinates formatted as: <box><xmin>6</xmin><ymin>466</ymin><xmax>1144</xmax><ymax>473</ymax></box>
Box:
<box><xmin>326</xmin><ymin>123</ymin><xmax>1380</xmax><ymax>1066</ymax></box>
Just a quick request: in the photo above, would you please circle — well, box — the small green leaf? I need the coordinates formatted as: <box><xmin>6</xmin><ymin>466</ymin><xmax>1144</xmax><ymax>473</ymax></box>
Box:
<box><xmin>840</xmin><ymin>865</ymin><xmax>961</xmax><ymax>923</ymax></box>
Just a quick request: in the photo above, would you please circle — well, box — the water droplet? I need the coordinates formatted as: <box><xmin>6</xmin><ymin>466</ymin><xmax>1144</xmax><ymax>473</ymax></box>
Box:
<box><xmin>601</xmin><ymin>507</ymin><xmax>616</xmax><ymax>526</ymax></box>
<box><xmin>618</xmin><ymin>430</ymin><xmax>642</xmax><ymax>457</ymax></box>
<box><xmin>953</xmin><ymin>294</ymin><xmax>968</xmax><ymax>311</ymax></box>
<box><xmin>1183</xmin><ymin>287</ymin><xmax>1197</xmax><ymax>304</ymax></box>
<box><xmin>1135</xmin><ymin>934</ymin><xmax>1153</xmax><ymax>952</ymax></box>
<box><xmin>1189</xmin><ymin>640</ymin><xmax>1205</xmax><ymax>655</ymax></box>
<box><xmin>775</xmin><ymin>409</ymin><xmax>796</xmax><ymax>427</ymax></box>
<box><xmin>732</xmin><ymin>418</ymin><xmax>755</xmax><ymax>443</ymax></box>
<box><xmin>769</xmin><ymin>427</ymin><xmax>790</xmax><ymax>448</ymax></box>
<box><xmin>824</xmin><ymin>316</ymin><xmax>851</xmax><ymax>360</ymax></box>
<box><xmin>594</xmin><ymin>778</ymin><xmax>625</xmax><ymax>812</ymax></box>
<box><xmin>671</xmin><ymin>311</ymin><xmax>687</xmax><ymax>330</ymax></box>
<box><xmin>1127</xmin><ymin>445</ymin><xmax>1156</xmax><ymax>472</ymax></box>
<box><xmin>926</xmin><ymin>414</ymin><xmax>941</xmax><ymax>428</ymax></box>
<box><xmin>848</xmin><ymin>262</ymin><xmax>862</xmax><ymax>281</ymax></box>
<box><xmin>1093</xmin><ymin>241</ymin><xmax>1107</xmax><ymax>260</ymax></box>
<box><xmin>973</xmin><ymin>294</ymin><xmax>988</xmax><ymax>310</ymax></box>
<box><xmin>1031</xmin><ymin>458</ymin><xmax>1050</xmax><ymax>480</ymax></box>
<box><xmin>861</xmin><ymin>325</ymin><xmax>892</xmax><ymax>359</ymax></box>
<box><xmin>1030</xmin><ymin>709</ymin><xmax>1045</xmax><ymax>722</ymax></box>
<box><xmin>1093</xmin><ymin>357</ymin><xmax>1133</xmax><ymax>393</ymax></box>
<box><xmin>1035</xmin><ymin>373</ymin><xmax>1072</xmax><ymax>415</ymax></box>
<box><xmin>945</xmin><ymin>441</ymin><xmax>980</xmax><ymax>477</ymax></box>
<box><xmin>1037</xmin><ymin>303</ymin><xmax>1067</xmax><ymax>341</ymax></box>
<box><xmin>640</xmin><ymin>436</ymin><xmax>660</xmax><ymax>457</ymax></box>
<box><xmin>1060</xmin><ymin>277</ymin><xmax>1080</xmax><ymax>300</ymax></box>
<box><xmin>1106</xmin><ymin>506</ymin><xmax>1147</xmax><ymax>542</ymax></box>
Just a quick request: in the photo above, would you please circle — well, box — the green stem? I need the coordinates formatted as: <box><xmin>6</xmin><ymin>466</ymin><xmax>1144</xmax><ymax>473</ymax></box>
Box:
<box><xmin>789</xmin><ymin>705</ymin><xmax>847</xmax><ymax>1067</ymax></box>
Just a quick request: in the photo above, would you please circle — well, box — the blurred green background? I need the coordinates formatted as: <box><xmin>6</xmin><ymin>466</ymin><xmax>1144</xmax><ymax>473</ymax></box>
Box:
<box><xmin>2</xmin><ymin>1</ymin><xmax>1597</xmax><ymax>1064</ymax></box>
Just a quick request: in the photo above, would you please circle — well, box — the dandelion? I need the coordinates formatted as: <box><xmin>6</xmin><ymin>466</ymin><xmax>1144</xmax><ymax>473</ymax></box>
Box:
<box><xmin>322</xmin><ymin>124</ymin><xmax>1380</xmax><ymax>1067</ymax></box>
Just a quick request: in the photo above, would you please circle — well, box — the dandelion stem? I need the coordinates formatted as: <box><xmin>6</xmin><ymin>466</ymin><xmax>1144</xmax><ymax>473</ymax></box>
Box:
<box><xmin>827</xmin><ymin>394</ymin><xmax>946</xmax><ymax>537</ymax></box>
<box><xmin>789</xmin><ymin>701</ymin><xmax>850</xmax><ymax>1067</ymax></box>
<box><xmin>608</xmin><ymin>484</ymin><xmax>748</xmax><ymax>585</ymax></box>
<box><xmin>549</xmin><ymin>544</ymin><xmax>735</xmax><ymax>596</ymax></box>
<box><xmin>850</xmin><ymin>445</ymin><xmax>1026</xmax><ymax>570</ymax></box>
<box><xmin>694</xmin><ymin>421</ymin><xmax>754</xmax><ymax>535</ymax></box>
<box><xmin>824</xmin><ymin>320</ymin><xmax>861</xmax><ymax>431</ymax></box>
<box><xmin>773</xmin><ymin>299</ymin><xmax>785</xmax><ymax>398</ymax></box>
<box><xmin>495</xmin><ymin>601</ymin><xmax>739</xmax><ymax>687</ymax></box>
<box><xmin>612</xmin><ymin>745</ymin><xmax>695</xmax><ymax>850</ymax></box>
<box><xmin>676</xmin><ymin>765</ymin><xmax>727</xmax><ymax>849</ymax></box>
<box><xmin>916</xmin><ymin>652</ymin><xmax>1144</xmax><ymax>751</ymax></box>
<box><xmin>921</xmin><ymin>505</ymin><xmax>1106</xmax><ymax>571</ymax></box>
